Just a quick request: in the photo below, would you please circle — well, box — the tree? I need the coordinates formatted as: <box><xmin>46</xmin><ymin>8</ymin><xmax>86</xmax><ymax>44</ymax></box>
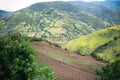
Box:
<box><xmin>0</xmin><ymin>33</ymin><xmax>57</xmax><ymax>80</ymax></box>
<box><xmin>101</xmin><ymin>58</ymin><xmax>120</xmax><ymax>80</ymax></box>
<box><xmin>0</xmin><ymin>36</ymin><xmax>37</xmax><ymax>80</ymax></box>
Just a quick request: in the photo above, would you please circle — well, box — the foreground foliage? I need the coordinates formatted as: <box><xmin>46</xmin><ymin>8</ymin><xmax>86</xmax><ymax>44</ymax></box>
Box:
<box><xmin>38</xmin><ymin>64</ymin><xmax>57</xmax><ymax>80</ymax></box>
<box><xmin>101</xmin><ymin>58</ymin><xmax>120</xmax><ymax>80</ymax></box>
<box><xmin>0</xmin><ymin>33</ymin><xmax>57</xmax><ymax>80</ymax></box>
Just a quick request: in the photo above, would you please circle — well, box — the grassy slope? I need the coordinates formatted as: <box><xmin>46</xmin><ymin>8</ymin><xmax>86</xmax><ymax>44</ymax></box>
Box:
<box><xmin>32</xmin><ymin>41</ymin><xmax>104</xmax><ymax>73</ymax></box>
<box><xmin>0</xmin><ymin>2</ymin><xmax>108</xmax><ymax>44</ymax></box>
<box><xmin>64</xmin><ymin>25</ymin><xmax>120</xmax><ymax>61</ymax></box>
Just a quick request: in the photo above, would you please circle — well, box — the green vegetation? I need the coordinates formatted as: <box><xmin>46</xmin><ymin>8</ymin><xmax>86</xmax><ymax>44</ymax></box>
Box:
<box><xmin>64</xmin><ymin>25</ymin><xmax>120</xmax><ymax>61</ymax></box>
<box><xmin>36</xmin><ymin>42</ymin><xmax>104</xmax><ymax>72</ymax></box>
<box><xmin>39</xmin><ymin>64</ymin><xmax>57</xmax><ymax>80</ymax></box>
<box><xmin>0</xmin><ymin>1</ymin><xmax>120</xmax><ymax>80</ymax></box>
<box><xmin>23</xmin><ymin>36</ymin><xmax>43</xmax><ymax>42</ymax></box>
<box><xmin>0</xmin><ymin>10</ymin><xmax>10</xmax><ymax>19</ymax></box>
<box><xmin>94</xmin><ymin>58</ymin><xmax>120</xmax><ymax>80</ymax></box>
<box><xmin>95</xmin><ymin>58</ymin><xmax>120</xmax><ymax>80</ymax></box>
<box><xmin>69</xmin><ymin>1</ymin><xmax>120</xmax><ymax>25</ymax></box>
<box><xmin>0</xmin><ymin>2</ymin><xmax>108</xmax><ymax>44</ymax></box>
<box><xmin>0</xmin><ymin>33</ymin><xmax>57</xmax><ymax>80</ymax></box>
<box><xmin>100</xmin><ymin>58</ymin><xmax>120</xmax><ymax>80</ymax></box>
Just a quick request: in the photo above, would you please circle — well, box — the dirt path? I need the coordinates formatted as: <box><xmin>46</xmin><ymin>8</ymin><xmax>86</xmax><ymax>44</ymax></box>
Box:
<box><xmin>32</xmin><ymin>41</ymin><xmax>104</xmax><ymax>80</ymax></box>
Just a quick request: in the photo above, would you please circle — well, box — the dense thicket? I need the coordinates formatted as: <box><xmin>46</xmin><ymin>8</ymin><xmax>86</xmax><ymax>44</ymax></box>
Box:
<box><xmin>101</xmin><ymin>58</ymin><xmax>120</xmax><ymax>80</ymax></box>
<box><xmin>0</xmin><ymin>33</ymin><xmax>57</xmax><ymax>80</ymax></box>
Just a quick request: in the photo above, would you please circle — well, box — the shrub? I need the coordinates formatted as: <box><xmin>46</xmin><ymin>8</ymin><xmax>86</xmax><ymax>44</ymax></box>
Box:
<box><xmin>38</xmin><ymin>64</ymin><xmax>57</xmax><ymax>80</ymax></box>
<box><xmin>0</xmin><ymin>33</ymin><xmax>57</xmax><ymax>80</ymax></box>
<box><xmin>23</xmin><ymin>36</ymin><xmax>43</xmax><ymax>42</ymax></box>
<box><xmin>94</xmin><ymin>68</ymin><xmax>101</xmax><ymax>75</ymax></box>
<box><xmin>101</xmin><ymin>58</ymin><xmax>120</xmax><ymax>80</ymax></box>
<box><xmin>0</xmin><ymin>39</ymin><xmax>37</xmax><ymax>80</ymax></box>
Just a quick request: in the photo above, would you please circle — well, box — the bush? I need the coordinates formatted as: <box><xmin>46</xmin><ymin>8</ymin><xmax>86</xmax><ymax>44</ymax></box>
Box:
<box><xmin>0</xmin><ymin>33</ymin><xmax>57</xmax><ymax>80</ymax></box>
<box><xmin>94</xmin><ymin>68</ymin><xmax>101</xmax><ymax>75</ymax></box>
<box><xmin>101</xmin><ymin>58</ymin><xmax>120</xmax><ymax>80</ymax></box>
<box><xmin>23</xmin><ymin>36</ymin><xmax>43</xmax><ymax>42</ymax></box>
<box><xmin>0</xmin><ymin>39</ymin><xmax>37</xmax><ymax>80</ymax></box>
<box><xmin>38</xmin><ymin>64</ymin><xmax>57</xmax><ymax>80</ymax></box>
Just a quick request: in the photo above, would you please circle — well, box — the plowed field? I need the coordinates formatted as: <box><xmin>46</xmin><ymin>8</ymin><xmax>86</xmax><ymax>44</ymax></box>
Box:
<box><xmin>32</xmin><ymin>41</ymin><xmax>105</xmax><ymax>80</ymax></box>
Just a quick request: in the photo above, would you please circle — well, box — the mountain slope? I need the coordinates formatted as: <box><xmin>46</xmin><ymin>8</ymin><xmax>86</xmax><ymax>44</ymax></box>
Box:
<box><xmin>97</xmin><ymin>1</ymin><xmax>120</xmax><ymax>12</ymax></box>
<box><xmin>64</xmin><ymin>25</ymin><xmax>120</xmax><ymax>61</ymax></box>
<box><xmin>0</xmin><ymin>10</ymin><xmax>10</xmax><ymax>19</ymax></box>
<box><xmin>32</xmin><ymin>41</ymin><xmax>104</xmax><ymax>80</ymax></box>
<box><xmin>0</xmin><ymin>2</ymin><xmax>108</xmax><ymax>44</ymax></box>
<box><xmin>69</xmin><ymin>1</ymin><xmax>120</xmax><ymax>25</ymax></box>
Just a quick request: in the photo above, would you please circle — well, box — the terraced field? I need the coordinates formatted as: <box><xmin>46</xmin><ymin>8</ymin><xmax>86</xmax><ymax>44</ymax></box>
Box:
<box><xmin>32</xmin><ymin>41</ymin><xmax>105</xmax><ymax>80</ymax></box>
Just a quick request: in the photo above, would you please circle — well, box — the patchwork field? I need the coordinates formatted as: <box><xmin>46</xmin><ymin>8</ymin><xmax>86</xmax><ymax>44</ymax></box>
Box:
<box><xmin>32</xmin><ymin>41</ymin><xmax>105</xmax><ymax>80</ymax></box>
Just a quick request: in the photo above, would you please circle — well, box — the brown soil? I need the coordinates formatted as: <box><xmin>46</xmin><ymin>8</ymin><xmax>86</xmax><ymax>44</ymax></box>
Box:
<box><xmin>32</xmin><ymin>41</ymin><xmax>105</xmax><ymax>80</ymax></box>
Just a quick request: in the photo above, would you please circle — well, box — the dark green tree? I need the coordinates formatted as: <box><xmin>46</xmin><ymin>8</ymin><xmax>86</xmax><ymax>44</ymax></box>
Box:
<box><xmin>101</xmin><ymin>58</ymin><xmax>120</xmax><ymax>80</ymax></box>
<box><xmin>0</xmin><ymin>33</ymin><xmax>57</xmax><ymax>80</ymax></box>
<box><xmin>0</xmin><ymin>36</ymin><xmax>37</xmax><ymax>80</ymax></box>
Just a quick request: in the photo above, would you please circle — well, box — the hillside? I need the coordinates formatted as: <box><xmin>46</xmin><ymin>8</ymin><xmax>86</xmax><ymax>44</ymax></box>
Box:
<box><xmin>64</xmin><ymin>25</ymin><xmax>120</xmax><ymax>61</ymax></box>
<box><xmin>0</xmin><ymin>1</ymin><xmax>108</xmax><ymax>44</ymax></box>
<box><xmin>96</xmin><ymin>1</ymin><xmax>120</xmax><ymax>12</ymax></box>
<box><xmin>0</xmin><ymin>10</ymin><xmax>10</xmax><ymax>19</ymax></box>
<box><xmin>0</xmin><ymin>1</ymin><xmax>119</xmax><ymax>80</ymax></box>
<box><xmin>32</xmin><ymin>41</ymin><xmax>104</xmax><ymax>80</ymax></box>
<box><xmin>69</xmin><ymin>1</ymin><xmax>120</xmax><ymax>25</ymax></box>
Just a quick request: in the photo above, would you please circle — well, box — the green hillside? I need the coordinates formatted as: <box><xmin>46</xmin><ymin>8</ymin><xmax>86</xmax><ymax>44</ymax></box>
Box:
<box><xmin>0</xmin><ymin>2</ymin><xmax>108</xmax><ymax>44</ymax></box>
<box><xmin>64</xmin><ymin>25</ymin><xmax>120</xmax><ymax>61</ymax></box>
<box><xmin>69</xmin><ymin>1</ymin><xmax>120</xmax><ymax>25</ymax></box>
<box><xmin>0</xmin><ymin>10</ymin><xmax>10</xmax><ymax>19</ymax></box>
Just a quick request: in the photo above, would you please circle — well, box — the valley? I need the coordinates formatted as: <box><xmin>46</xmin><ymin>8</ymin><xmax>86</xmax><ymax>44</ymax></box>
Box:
<box><xmin>0</xmin><ymin>2</ymin><xmax>109</xmax><ymax>43</ymax></box>
<box><xmin>0</xmin><ymin>1</ymin><xmax>120</xmax><ymax>80</ymax></box>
